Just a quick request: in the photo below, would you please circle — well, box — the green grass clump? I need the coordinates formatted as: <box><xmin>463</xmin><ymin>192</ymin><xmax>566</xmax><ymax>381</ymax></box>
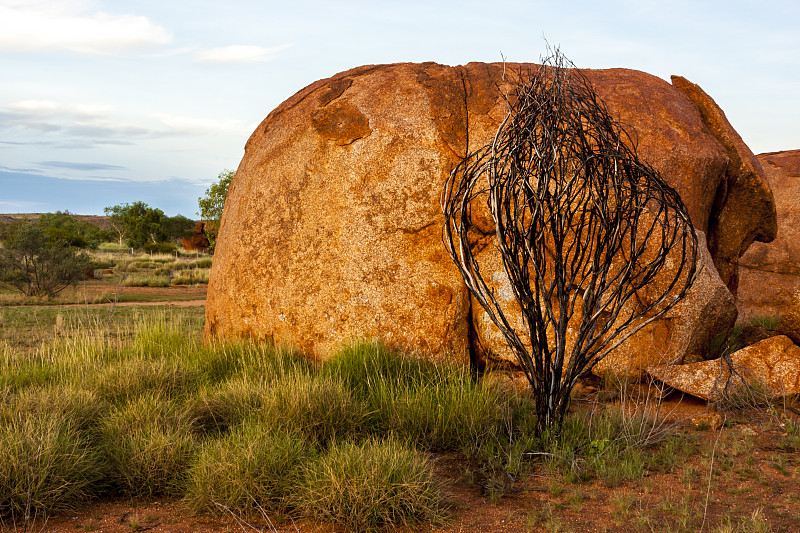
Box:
<box><xmin>100</xmin><ymin>393</ymin><xmax>196</xmax><ymax>496</ymax></box>
<box><xmin>259</xmin><ymin>372</ymin><xmax>367</xmax><ymax>445</ymax></box>
<box><xmin>186</xmin><ymin>423</ymin><xmax>314</xmax><ymax>518</ymax></box>
<box><xmin>92</xmin><ymin>356</ymin><xmax>200</xmax><ymax>405</ymax></box>
<box><xmin>1</xmin><ymin>385</ymin><xmax>104</xmax><ymax>434</ymax></box>
<box><xmin>6</xmin><ymin>310</ymin><xmax>702</xmax><ymax>528</ymax></box>
<box><xmin>298</xmin><ymin>437</ymin><xmax>445</xmax><ymax>531</ymax></box>
<box><xmin>0</xmin><ymin>412</ymin><xmax>103</xmax><ymax>519</ymax></box>
<box><xmin>122</xmin><ymin>273</ymin><xmax>171</xmax><ymax>287</ymax></box>
<box><xmin>183</xmin><ymin>377</ymin><xmax>268</xmax><ymax>436</ymax></box>
<box><xmin>536</xmin><ymin>406</ymin><xmax>663</xmax><ymax>485</ymax></box>
<box><xmin>324</xmin><ymin>342</ymin><xmax>523</xmax><ymax>455</ymax></box>
<box><xmin>195</xmin><ymin>258</ymin><xmax>213</xmax><ymax>269</ymax></box>
<box><xmin>324</xmin><ymin>341</ymin><xmax>440</xmax><ymax>395</ymax></box>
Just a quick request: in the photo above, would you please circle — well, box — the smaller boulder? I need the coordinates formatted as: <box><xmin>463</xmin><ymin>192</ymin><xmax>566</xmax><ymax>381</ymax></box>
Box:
<box><xmin>776</xmin><ymin>290</ymin><xmax>800</xmax><ymax>345</ymax></box>
<box><xmin>690</xmin><ymin>413</ymin><xmax>724</xmax><ymax>431</ymax></box>
<box><xmin>737</xmin><ymin>150</ymin><xmax>800</xmax><ymax>322</ymax></box>
<box><xmin>647</xmin><ymin>335</ymin><xmax>800</xmax><ymax>401</ymax></box>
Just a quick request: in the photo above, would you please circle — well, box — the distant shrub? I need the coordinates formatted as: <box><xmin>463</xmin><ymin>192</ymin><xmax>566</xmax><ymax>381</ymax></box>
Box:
<box><xmin>0</xmin><ymin>220</ymin><xmax>92</xmax><ymax>297</ymax></box>
<box><xmin>37</xmin><ymin>211</ymin><xmax>113</xmax><ymax>249</ymax></box>
<box><xmin>143</xmin><ymin>242</ymin><xmax>177</xmax><ymax>254</ymax></box>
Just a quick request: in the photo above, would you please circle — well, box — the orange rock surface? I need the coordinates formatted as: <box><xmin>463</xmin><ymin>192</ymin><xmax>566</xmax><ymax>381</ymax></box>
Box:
<box><xmin>670</xmin><ymin>77</ymin><xmax>777</xmax><ymax>293</ymax></box>
<box><xmin>205</xmin><ymin>62</ymin><xmax>774</xmax><ymax>368</ymax></box>
<box><xmin>738</xmin><ymin>150</ymin><xmax>800</xmax><ymax>322</ymax></box>
<box><xmin>777</xmin><ymin>291</ymin><xmax>800</xmax><ymax>345</ymax></box>
<box><xmin>647</xmin><ymin>335</ymin><xmax>800</xmax><ymax>401</ymax></box>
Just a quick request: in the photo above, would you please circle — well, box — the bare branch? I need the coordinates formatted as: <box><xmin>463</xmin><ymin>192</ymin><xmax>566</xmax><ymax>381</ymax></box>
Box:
<box><xmin>441</xmin><ymin>49</ymin><xmax>698</xmax><ymax>432</ymax></box>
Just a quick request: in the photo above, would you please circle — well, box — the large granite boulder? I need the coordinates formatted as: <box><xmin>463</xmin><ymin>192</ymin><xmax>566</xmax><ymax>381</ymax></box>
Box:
<box><xmin>205</xmin><ymin>62</ymin><xmax>775</xmax><ymax>373</ymax></box>
<box><xmin>182</xmin><ymin>221</ymin><xmax>210</xmax><ymax>252</ymax></box>
<box><xmin>738</xmin><ymin>150</ymin><xmax>800</xmax><ymax>322</ymax></box>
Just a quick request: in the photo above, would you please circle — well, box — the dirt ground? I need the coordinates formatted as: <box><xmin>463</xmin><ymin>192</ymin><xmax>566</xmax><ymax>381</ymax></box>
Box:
<box><xmin>22</xmin><ymin>393</ymin><xmax>800</xmax><ymax>533</ymax></box>
<box><xmin>6</xmin><ymin>285</ymin><xmax>800</xmax><ymax>532</ymax></box>
<box><xmin>72</xmin><ymin>282</ymin><xmax>207</xmax><ymax>305</ymax></box>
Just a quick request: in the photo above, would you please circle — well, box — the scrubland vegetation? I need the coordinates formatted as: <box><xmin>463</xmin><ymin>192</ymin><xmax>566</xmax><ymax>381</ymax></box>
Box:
<box><xmin>1</xmin><ymin>307</ymin><xmax>799</xmax><ymax>532</ymax></box>
<box><xmin>0</xmin><ymin>248</ymin><xmax>211</xmax><ymax>306</ymax></box>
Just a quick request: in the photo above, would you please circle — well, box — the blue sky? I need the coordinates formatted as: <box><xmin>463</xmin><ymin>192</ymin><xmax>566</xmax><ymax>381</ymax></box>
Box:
<box><xmin>1</xmin><ymin>0</ymin><xmax>798</xmax><ymax>216</ymax></box>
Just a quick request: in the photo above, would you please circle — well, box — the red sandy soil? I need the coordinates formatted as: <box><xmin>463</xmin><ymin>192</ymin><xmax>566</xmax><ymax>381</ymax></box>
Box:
<box><xmin>22</xmin><ymin>394</ymin><xmax>800</xmax><ymax>533</ymax></box>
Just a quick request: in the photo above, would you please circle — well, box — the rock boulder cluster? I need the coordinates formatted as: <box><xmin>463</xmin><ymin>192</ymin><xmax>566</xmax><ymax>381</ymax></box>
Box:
<box><xmin>206</xmin><ymin>61</ymin><xmax>795</xmax><ymax>399</ymax></box>
<box><xmin>738</xmin><ymin>150</ymin><xmax>800</xmax><ymax>322</ymax></box>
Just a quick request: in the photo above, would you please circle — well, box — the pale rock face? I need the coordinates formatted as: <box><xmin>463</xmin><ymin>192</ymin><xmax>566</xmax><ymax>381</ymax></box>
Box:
<box><xmin>205</xmin><ymin>62</ymin><xmax>775</xmax><ymax>376</ymax></box>
<box><xmin>647</xmin><ymin>336</ymin><xmax>800</xmax><ymax>401</ymax></box>
<box><xmin>738</xmin><ymin>150</ymin><xmax>800</xmax><ymax>323</ymax></box>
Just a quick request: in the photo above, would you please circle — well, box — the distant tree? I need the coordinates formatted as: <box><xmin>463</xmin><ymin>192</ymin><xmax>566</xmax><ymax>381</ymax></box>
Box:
<box><xmin>104</xmin><ymin>205</ymin><xmax>130</xmax><ymax>246</ymax></box>
<box><xmin>103</xmin><ymin>202</ymin><xmax>167</xmax><ymax>250</ymax></box>
<box><xmin>198</xmin><ymin>169</ymin><xmax>233</xmax><ymax>249</ymax></box>
<box><xmin>162</xmin><ymin>214</ymin><xmax>196</xmax><ymax>243</ymax></box>
<box><xmin>0</xmin><ymin>220</ymin><xmax>91</xmax><ymax>297</ymax></box>
<box><xmin>38</xmin><ymin>211</ymin><xmax>112</xmax><ymax>249</ymax></box>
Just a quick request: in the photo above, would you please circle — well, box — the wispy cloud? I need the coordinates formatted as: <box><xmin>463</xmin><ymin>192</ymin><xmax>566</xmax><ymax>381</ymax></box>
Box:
<box><xmin>193</xmin><ymin>44</ymin><xmax>291</xmax><ymax>64</ymax></box>
<box><xmin>0</xmin><ymin>199</ymin><xmax>46</xmax><ymax>210</ymax></box>
<box><xmin>0</xmin><ymin>0</ymin><xmax>171</xmax><ymax>55</ymax></box>
<box><xmin>38</xmin><ymin>161</ymin><xmax>126</xmax><ymax>172</ymax></box>
<box><xmin>149</xmin><ymin>113</ymin><xmax>243</xmax><ymax>135</ymax></box>
<box><xmin>0</xmin><ymin>140</ymin><xmax>56</xmax><ymax>147</ymax></box>
<box><xmin>0</xmin><ymin>168</ymin><xmax>206</xmax><ymax>215</ymax></box>
<box><xmin>0</xmin><ymin>99</ymin><xmax>246</xmax><ymax>148</ymax></box>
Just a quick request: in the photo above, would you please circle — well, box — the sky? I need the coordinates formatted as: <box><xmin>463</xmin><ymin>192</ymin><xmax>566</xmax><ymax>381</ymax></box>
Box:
<box><xmin>1</xmin><ymin>0</ymin><xmax>798</xmax><ymax>216</ymax></box>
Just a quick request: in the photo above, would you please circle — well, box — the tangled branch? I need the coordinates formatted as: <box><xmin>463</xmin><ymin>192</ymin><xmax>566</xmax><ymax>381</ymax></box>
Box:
<box><xmin>441</xmin><ymin>50</ymin><xmax>698</xmax><ymax>432</ymax></box>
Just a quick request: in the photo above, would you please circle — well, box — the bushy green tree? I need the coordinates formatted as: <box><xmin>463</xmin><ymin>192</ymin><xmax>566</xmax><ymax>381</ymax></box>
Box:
<box><xmin>198</xmin><ymin>169</ymin><xmax>233</xmax><ymax>248</ymax></box>
<box><xmin>104</xmin><ymin>202</ymin><xmax>167</xmax><ymax>250</ymax></box>
<box><xmin>0</xmin><ymin>220</ymin><xmax>91</xmax><ymax>297</ymax></box>
<box><xmin>38</xmin><ymin>211</ymin><xmax>112</xmax><ymax>249</ymax></box>
<box><xmin>161</xmin><ymin>214</ymin><xmax>196</xmax><ymax>243</ymax></box>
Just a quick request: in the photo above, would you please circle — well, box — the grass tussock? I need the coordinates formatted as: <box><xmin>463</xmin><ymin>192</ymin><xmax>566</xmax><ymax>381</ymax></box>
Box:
<box><xmin>259</xmin><ymin>372</ymin><xmax>368</xmax><ymax>446</ymax></box>
<box><xmin>0</xmin><ymin>411</ymin><xmax>103</xmax><ymax>519</ymax></box>
<box><xmin>100</xmin><ymin>392</ymin><xmax>195</xmax><ymax>496</ymax></box>
<box><xmin>186</xmin><ymin>423</ymin><xmax>314</xmax><ymax>518</ymax></box>
<box><xmin>535</xmin><ymin>402</ymin><xmax>679</xmax><ymax>486</ymax></box>
<box><xmin>298</xmin><ymin>437</ymin><xmax>445</xmax><ymax>531</ymax></box>
<box><xmin>0</xmin><ymin>309</ymin><xmax>708</xmax><ymax>528</ymax></box>
<box><xmin>122</xmin><ymin>273</ymin><xmax>171</xmax><ymax>287</ymax></box>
